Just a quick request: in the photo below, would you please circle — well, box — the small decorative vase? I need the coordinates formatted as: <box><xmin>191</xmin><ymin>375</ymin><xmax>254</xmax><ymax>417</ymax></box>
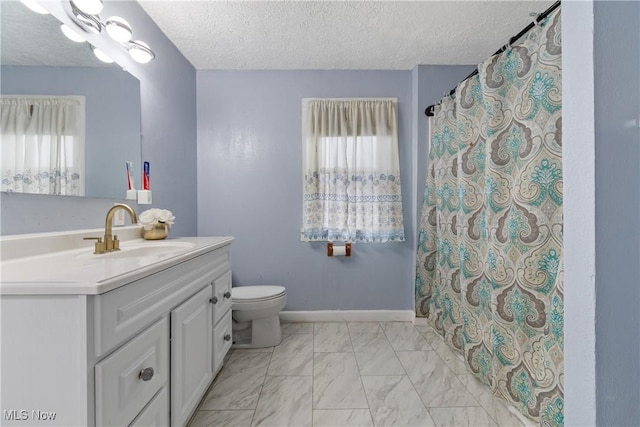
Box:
<box><xmin>141</xmin><ymin>223</ymin><xmax>169</xmax><ymax>240</ymax></box>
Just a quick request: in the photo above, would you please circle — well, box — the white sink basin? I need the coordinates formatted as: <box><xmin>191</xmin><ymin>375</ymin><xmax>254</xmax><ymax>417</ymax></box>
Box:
<box><xmin>77</xmin><ymin>241</ymin><xmax>196</xmax><ymax>260</ymax></box>
<box><xmin>1</xmin><ymin>229</ymin><xmax>234</xmax><ymax>295</ymax></box>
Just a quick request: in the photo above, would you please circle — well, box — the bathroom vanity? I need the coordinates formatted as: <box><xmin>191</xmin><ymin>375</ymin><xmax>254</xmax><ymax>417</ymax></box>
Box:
<box><xmin>0</xmin><ymin>226</ymin><xmax>234</xmax><ymax>426</ymax></box>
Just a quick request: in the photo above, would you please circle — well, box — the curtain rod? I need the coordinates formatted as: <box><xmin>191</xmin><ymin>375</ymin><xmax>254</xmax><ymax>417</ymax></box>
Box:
<box><xmin>424</xmin><ymin>0</ymin><xmax>561</xmax><ymax>117</ymax></box>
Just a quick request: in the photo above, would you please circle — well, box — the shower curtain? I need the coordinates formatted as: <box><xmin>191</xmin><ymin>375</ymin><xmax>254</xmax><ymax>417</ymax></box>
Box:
<box><xmin>415</xmin><ymin>8</ymin><xmax>563</xmax><ymax>427</ymax></box>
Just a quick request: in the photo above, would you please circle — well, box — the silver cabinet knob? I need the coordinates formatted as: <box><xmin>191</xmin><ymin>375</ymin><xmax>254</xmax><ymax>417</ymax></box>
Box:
<box><xmin>224</xmin><ymin>334</ymin><xmax>231</xmax><ymax>341</ymax></box>
<box><xmin>139</xmin><ymin>367</ymin><xmax>154</xmax><ymax>381</ymax></box>
<box><xmin>223</xmin><ymin>291</ymin><xmax>231</xmax><ymax>299</ymax></box>
<box><xmin>210</xmin><ymin>296</ymin><xmax>218</xmax><ymax>304</ymax></box>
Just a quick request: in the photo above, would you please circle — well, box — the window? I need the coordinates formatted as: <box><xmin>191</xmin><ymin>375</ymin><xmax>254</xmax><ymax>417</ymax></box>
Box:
<box><xmin>0</xmin><ymin>96</ymin><xmax>85</xmax><ymax>196</ymax></box>
<box><xmin>301</xmin><ymin>98</ymin><xmax>405</xmax><ymax>243</ymax></box>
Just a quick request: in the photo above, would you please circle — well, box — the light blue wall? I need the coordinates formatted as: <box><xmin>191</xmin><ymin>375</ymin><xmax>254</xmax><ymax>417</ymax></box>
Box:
<box><xmin>197</xmin><ymin>68</ymin><xmax>471</xmax><ymax>311</ymax></box>
<box><xmin>562</xmin><ymin>2</ymin><xmax>597</xmax><ymax>424</ymax></box>
<box><xmin>0</xmin><ymin>1</ymin><xmax>197</xmax><ymax>237</ymax></box>
<box><xmin>197</xmin><ymin>70</ymin><xmax>412</xmax><ymax>311</ymax></box>
<box><xmin>594</xmin><ymin>1</ymin><xmax>640</xmax><ymax>425</ymax></box>
<box><xmin>1</xmin><ymin>65</ymin><xmax>141</xmax><ymax>199</ymax></box>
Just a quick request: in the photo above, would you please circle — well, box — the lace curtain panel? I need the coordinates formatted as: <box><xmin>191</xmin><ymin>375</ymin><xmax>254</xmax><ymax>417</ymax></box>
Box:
<box><xmin>415</xmin><ymin>9</ymin><xmax>563</xmax><ymax>426</ymax></box>
<box><xmin>301</xmin><ymin>98</ymin><xmax>405</xmax><ymax>242</ymax></box>
<box><xmin>1</xmin><ymin>96</ymin><xmax>85</xmax><ymax>196</ymax></box>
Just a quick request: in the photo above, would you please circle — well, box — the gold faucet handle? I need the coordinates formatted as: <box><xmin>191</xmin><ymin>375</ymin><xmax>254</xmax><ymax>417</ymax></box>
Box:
<box><xmin>84</xmin><ymin>237</ymin><xmax>105</xmax><ymax>254</ymax></box>
<box><xmin>112</xmin><ymin>235</ymin><xmax>120</xmax><ymax>251</ymax></box>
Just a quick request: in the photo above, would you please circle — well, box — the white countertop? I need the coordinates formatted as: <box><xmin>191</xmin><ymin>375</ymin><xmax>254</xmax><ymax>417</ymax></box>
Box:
<box><xmin>0</xmin><ymin>228</ymin><xmax>233</xmax><ymax>295</ymax></box>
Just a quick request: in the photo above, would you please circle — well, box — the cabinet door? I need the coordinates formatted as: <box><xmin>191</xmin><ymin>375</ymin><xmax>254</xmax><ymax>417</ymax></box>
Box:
<box><xmin>171</xmin><ymin>286</ymin><xmax>213</xmax><ymax>427</ymax></box>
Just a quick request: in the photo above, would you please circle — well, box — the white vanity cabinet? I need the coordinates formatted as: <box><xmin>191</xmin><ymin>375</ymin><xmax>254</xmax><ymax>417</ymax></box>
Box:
<box><xmin>0</xmin><ymin>235</ymin><xmax>234</xmax><ymax>427</ymax></box>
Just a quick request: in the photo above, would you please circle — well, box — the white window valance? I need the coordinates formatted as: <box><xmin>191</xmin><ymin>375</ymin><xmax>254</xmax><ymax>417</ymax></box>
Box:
<box><xmin>301</xmin><ymin>98</ymin><xmax>405</xmax><ymax>243</ymax></box>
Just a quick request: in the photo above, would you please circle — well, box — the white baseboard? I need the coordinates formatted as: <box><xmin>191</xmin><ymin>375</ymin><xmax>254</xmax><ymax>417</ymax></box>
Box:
<box><xmin>279</xmin><ymin>310</ymin><xmax>415</xmax><ymax>323</ymax></box>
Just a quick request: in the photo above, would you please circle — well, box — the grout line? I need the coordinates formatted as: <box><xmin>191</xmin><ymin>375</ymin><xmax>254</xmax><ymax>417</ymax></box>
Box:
<box><xmin>420</xmin><ymin>335</ymin><xmax>487</xmax><ymax>411</ymax></box>
<box><xmin>248</xmin><ymin>349</ymin><xmax>275</xmax><ymax>427</ymax></box>
<box><xmin>419</xmin><ymin>323</ymin><xmax>526</xmax><ymax>426</ymax></box>
<box><xmin>394</xmin><ymin>328</ymin><xmax>435</xmax><ymax>422</ymax></box>
<box><xmin>311</xmin><ymin>324</ymin><xmax>315</xmax><ymax>417</ymax></box>
<box><xmin>378</xmin><ymin>320</ymin><xmax>392</xmax><ymax>350</ymax></box>
<box><xmin>187</xmin><ymin>349</ymin><xmax>240</xmax><ymax>425</ymax></box>
<box><xmin>505</xmin><ymin>402</ymin><xmax>536</xmax><ymax>427</ymax></box>
<box><xmin>312</xmin><ymin>322</ymin><xmax>318</xmax><ymax>353</ymax></box>
<box><xmin>346</xmin><ymin>321</ymin><xmax>355</xmax><ymax>353</ymax></box>
<box><xmin>349</xmin><ymin>321</ymin><xmax>376</xmax><ymax>426</ymax></box>
<box><xmin>209</xmin><ymin>320</ymin><xmax>528</xmax><ymax>427</ymax></box>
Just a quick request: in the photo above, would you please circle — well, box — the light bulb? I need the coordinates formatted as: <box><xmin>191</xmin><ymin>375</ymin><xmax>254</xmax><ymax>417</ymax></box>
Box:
<box><xmin>129</xmin><ymin>41</ymin><xmax>155</xmax><ymax>64</ymax></box>
<box><xmin>105</xmin><ymin>16</ymin><xmax>132</xmax><ymax>43</ymax></box>
<box><xmin>91</xmin><ymin>46</ymin><xmax>113</xmax><ymax>64</ymax></box>
<box><xmin>21</xmin><ymin>0</ymin><xmax>49</xmax><ymax>14</ymax></box>
<box><xmin>71</xmin><ymin>0</ymin><xmax>103</xmax><ymax>16</ymax></box>
<box><xmin>61</xmin><ymin>24</ymin><xmax>86</xmax><ymax>43</ymax></box>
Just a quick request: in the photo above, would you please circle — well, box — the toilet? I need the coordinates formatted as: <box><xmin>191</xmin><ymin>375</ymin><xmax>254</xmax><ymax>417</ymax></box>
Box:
<box><xmin>231</xmin><ymin>285</ymin><xmax>287</xmax><ymax>348</ymax></box>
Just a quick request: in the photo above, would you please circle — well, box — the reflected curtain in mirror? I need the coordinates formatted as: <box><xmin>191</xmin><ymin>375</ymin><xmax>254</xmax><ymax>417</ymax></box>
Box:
<box><xmin>1</xmin><ymin>96</ymin><xmax>85</xmax><ymax>196</ymax></box>
<box><xmin>301</xmin><ymin>98</ymin><xmax>405</xmax><ymax>243</ymax></box>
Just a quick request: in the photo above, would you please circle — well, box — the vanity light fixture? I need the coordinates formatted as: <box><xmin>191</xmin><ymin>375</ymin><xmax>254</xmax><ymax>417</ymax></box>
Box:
<box><xmin>71</xmin><ymin>0</ymin><xmax>103</xmax><ymax>16</ymax></box>
<box><xmin>128</xmin><ymin>41</ymin><xmax>155</xmax><ymax>64</ymax></box>
<box><xmin>70</xmin><ymin>2</ymin><xmax>102</xmax><ymax>34</ymax></box>
<box><xmin>21</xmin><ymin>0</ymin><xmax>49</xmax><ymax>14</ymax></box>
<box><xmin>105</xmin><ymin>16</ymin><xmax>132</xmax><ymax>43</ymax></box>
<box><xmin>91</xmin><ymin>45</ymin><xmax>114</xmax><ymax>63</ymax></box>
<box><xmin>61</xmin><ymin>24</ymin><xmax>86</xmax><ymax>43</ymax></box>
<box><xmin>63</xmin><ymin>0</ymin><xmax>156</xmax><ymax>64</ymax></box>
<box><xmin>21</xmin><ymin>0</ymin><xmax>155</xmax><ymax>65</ymax></box>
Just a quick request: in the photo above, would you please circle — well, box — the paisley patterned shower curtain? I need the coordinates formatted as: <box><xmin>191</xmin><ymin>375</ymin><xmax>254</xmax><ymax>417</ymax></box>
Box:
<box><xmin>415</xmin><ymin>9</ymin><xmax>563</xmax><ymax>426</ymax></box>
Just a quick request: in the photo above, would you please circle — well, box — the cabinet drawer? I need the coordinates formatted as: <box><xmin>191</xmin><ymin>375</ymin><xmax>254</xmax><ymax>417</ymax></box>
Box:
<box><xmin>213</xmin><ymin>311</ymin><xmax>233</xmax><ymax>373</ymax></box>
<box><xmin>95</xmin><ymin>248</ymin><xmax>230</xmax><ymax>357</ymax></box>
<box><xmin>212</xmin><ymin>270</ymin><xmax>232</xmax><ymax>324</ymax></box>
<box><xmin>130</xmin><ymin>387</ymin><xmax>169</xmax><ymax>427</ymax></box>
<box><xmin>95</xmin><ymin>317</ymin><xmax>169</xmax><ymax>427</ymax></box>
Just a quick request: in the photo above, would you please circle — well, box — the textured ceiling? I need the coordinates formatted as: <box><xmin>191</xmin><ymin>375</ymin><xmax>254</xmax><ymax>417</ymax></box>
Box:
<box><xmin>1</xmin><ymin>0</ymin><xmax>110</xmax><ymax>67</ymax></box>
<box><xmin>137</xmin><ymin>0</ymin><xmax>555</xmax><ymax>70</ymax></box>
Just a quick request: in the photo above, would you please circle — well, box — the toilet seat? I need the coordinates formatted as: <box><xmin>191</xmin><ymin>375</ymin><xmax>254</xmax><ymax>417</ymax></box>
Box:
<box><xmin>232</xmin><ymin>286</ymin><xmax>286</xmax><ymax>302</ymax></box>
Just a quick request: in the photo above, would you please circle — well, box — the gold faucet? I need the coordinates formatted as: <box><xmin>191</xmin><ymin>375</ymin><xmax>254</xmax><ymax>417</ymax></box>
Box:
<box><xmin>85</xmin><ymin>203</ymin><xmax>138</xmax><ymax>254</ymax></box>
<box><xmin>104</xmin><ymin>203</ymin><xmax>137</xmax><ymax>252</ymax></box>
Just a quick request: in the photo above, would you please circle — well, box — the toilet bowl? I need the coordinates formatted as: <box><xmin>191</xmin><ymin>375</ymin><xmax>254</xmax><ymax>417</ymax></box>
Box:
<box><xmin>231</xmin><ymin>285</ymin><xmax>287</xmax><ymax>348</ymax></box>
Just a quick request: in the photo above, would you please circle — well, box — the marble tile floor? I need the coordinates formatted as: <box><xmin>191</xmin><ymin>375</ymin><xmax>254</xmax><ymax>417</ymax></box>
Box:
<box><xmin>188</xmin><ymin>321</ymin><xmax>530</xmax><ymax>427</ymax></box>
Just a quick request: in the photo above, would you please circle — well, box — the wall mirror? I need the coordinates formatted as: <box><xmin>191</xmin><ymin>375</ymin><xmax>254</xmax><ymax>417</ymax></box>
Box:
<box><xmin>0</xmin><ymin>0</ymin><xmax>141</xmax><ymax>200</ymax></box>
